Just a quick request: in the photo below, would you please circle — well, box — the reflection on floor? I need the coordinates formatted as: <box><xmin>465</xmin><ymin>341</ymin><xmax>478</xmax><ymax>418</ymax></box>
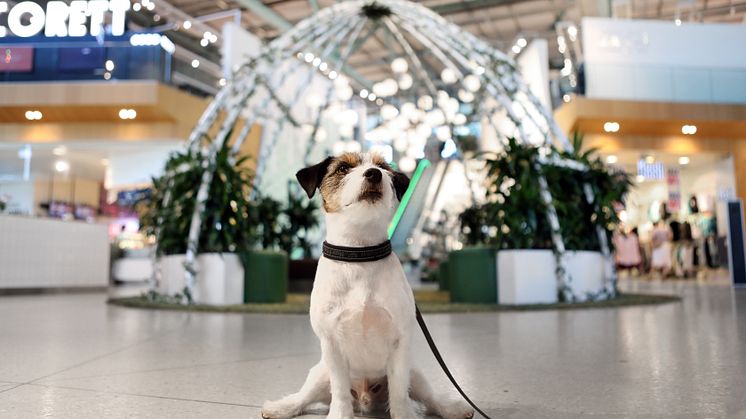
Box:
<box><xmin>1</xmin><ymin>271</ymin><xmax>744</xmax><ymax>418</ymax></box>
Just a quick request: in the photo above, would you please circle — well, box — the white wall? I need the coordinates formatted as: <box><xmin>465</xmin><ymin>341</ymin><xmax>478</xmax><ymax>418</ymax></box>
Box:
<box><xmin>106</xmin><ymin>144</ymin><xmax>181</xmax><ymax>188</ymax></box>
<box><xmin>222</xmin><ymin>22</ymin><xmax>263</xmax><ymax>79</ymax></box>
<box><xmin>582</xmin><ymin>17</ymin><xmax>746</xmax><ymax>104</ymax></box>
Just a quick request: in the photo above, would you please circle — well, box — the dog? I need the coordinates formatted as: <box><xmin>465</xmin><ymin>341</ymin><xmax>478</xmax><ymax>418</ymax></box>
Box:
<box><xmin>261</xmin><ymin>152</ymin><xmax>474</xmax><ymax>419</ymax></box>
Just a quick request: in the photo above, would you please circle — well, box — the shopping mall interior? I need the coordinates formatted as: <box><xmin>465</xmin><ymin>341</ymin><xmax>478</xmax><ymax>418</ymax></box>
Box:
<box><xmin>1</xmin><ymin>0</ymin><xmax>746</xmax><ymax>418</ymax></box>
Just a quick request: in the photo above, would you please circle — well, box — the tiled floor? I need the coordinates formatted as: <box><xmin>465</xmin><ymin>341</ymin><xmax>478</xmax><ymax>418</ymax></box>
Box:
<box><xmin>1</xmin><ymin>272</ymin><xmax>745</xmax><ymax>418</ymax></box>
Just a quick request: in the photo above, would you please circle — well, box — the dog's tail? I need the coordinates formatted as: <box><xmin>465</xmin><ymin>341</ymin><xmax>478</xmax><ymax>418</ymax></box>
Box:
<box><xmin>415</xmin><ymin>305</ymin><xmax>492</xmax><ymax>419</ymax></box>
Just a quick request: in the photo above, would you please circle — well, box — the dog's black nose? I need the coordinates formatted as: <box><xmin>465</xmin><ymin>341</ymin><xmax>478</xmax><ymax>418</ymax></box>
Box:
<box><xmin>363</xmin><ymin>168</ymin><xmax>382</xmax><ymax>183</ymax></box>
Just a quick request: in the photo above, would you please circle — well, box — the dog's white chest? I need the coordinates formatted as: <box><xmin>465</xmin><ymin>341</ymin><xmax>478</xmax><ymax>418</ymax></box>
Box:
<box><xmin>310</xmin><ymin>255</ymin><xmax>414</xmax><ymax>376</ymax></box>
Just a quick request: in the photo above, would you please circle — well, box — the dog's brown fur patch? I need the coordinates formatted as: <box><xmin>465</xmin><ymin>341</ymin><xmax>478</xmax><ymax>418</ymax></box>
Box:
<box><xmin>318</xmin><ymin>153</ymin><xmax>362</xmax><ymax>212</ymax></box>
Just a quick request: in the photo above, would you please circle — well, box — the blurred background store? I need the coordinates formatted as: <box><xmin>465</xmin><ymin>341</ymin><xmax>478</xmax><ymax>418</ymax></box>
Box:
<box><xmin>0</xmin><ymin>0</ymin><xmax>745</xmax><ymax>293</ymax></box>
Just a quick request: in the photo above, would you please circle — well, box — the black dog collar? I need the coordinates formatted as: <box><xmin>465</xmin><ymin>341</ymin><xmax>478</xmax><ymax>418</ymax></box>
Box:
<box><xmin>322</xmin><ymin>240</ymin><xmax>392</xmax><ymax>262</ymax></box>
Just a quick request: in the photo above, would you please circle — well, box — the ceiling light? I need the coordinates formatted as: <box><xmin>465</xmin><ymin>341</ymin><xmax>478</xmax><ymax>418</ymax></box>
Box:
<box><xmin>606</xmin><ymin>155</ymin><xmax>618</xmax><ymax>164</ymax></box>
<box><xmin>119</xmin><ymin>108</ymin><xmax>136</xmax><ymax>120</ymax></box>
<box><xmin>55</xmin><ymin>160</ymin><xmax>70</xmax><ymax>173</ymax></box>
<box><xmin>375</xmin><ymin>98</ymin><xmax>383</xmax><ymax>105</ymax></box>
<box><xmin>511</xmin><ymin>45</ymin><xmax>521</xmax><ymax>54</ymax></box>
<box><xmin>368</xmin><ymin>93</ymin><xmax>377</xmax><ymax>101</ymax></box>
<box><xmin>359</xmin><ymin>89</ymin><xmax>369</xmax><ymax>98</ymax></box>
<box><xmin>675</xmin><ymin>18</ymin><xmax>682</xmax><ymax>26</ymax></box>
<box><xmin>517</xmin><ymin>37</ymin><xmax>527</xmax><ymax>47</ymax></box>
<box><xmin>318</xmin><ymin>62</ymin><xmax>328</xmax><ymax>72</ymax></box>
<box><xmin>328</xmin><ymin>71</ymin><xmax>337</xmax><ymax>80</ymax></box>
<box><xmin>304</xmin><ymin>52</ymin><xmax>314</xmax><ymax>63</ymax></box>
<box><xmin>682</xmin><ymin>124</ymin><xmax>697</xmax><ymax>135</ymax></box>
<box><xmin>209</xmin><ymin>34</ymin><xmax>217</xmax><ymax>43</ymax></box>
<box><xmin>218</xmin><ymin>78</ymin><xmax>226</xmax><ymax>87</ymax></box>
<box><xmin>191</xmin><ymin>59</ymin><xmax>200</xmax><ymax>68</ymax></box>
<box><xmin>25</xmin><ymin>110</ymin><xmax>42</xmax><ymax>120</ymax></box>
<box><xmin>563</xmin><ymin>94</ymin><xmax>571</xmax><ymax>103</ymax></box>
<box><xmin>200</xmin><ymin>38</ymin><xmax>209</xmax><ymax>47</ymax></box>
<box><xmin>183</xmin><ymin>20</ymin><xmax>191</xmax><ymax>30</ymax></box>
<box><xmin>679</xmin><ymin>156</ymin><xmax>690</xmax><ymax>165</ymax></box>
<box><xmin>103</xmin><ymin>71</ymin><xmax>112</xmax><ymax>80</ymax></box>
<box><xmin>567</xmin><ymin>25</ymin><xmax>578</xmax><ymax>39</ymax></box>
<box><xmin>153</xmin><ymin>14</ymin><xmax>161</xmax><ymax>22</ymax></box>
<box><xmin>312</xmin><ymin>57</ymin><xmax>321</xmax><ymax>67</ymax></box>
<box><xmin>146</xmin><ymin>2</ymin><xmax>155</xmax><ymax>11</ymax></box>
<box><xmin>105</xmin><ymin>60</ymin><xmax>115</xmax><ymax>71</ymax></box>
<box><xmin>133</xmin><ymin>3</ymin><xmax>141</xmax><ymax>11</ymax></box>
<box><xmin>52</xmin><ymin>146</ymin><xmax>67</xmax><ymax>156</ymax></box>
<box><xmin>603</xmin><ymin>121</ymin><xmax>620</xmax><ymax>133</ymax></box>
<box><xmin>644</xmin><ymin>155</ymin><xmax>655</xmax><ymax>164</ymax></box>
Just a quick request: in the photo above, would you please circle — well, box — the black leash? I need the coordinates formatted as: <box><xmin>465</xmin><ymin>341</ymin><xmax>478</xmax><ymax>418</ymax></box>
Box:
<box><xmin>415</xmin><ymin>305</ymin><xmax>492</xmax><ymax>419</ymax></box>
<box><xmin>321</xmin><ymin>240</ymin><xmax>490</xmax><ymax>418</ymax></box>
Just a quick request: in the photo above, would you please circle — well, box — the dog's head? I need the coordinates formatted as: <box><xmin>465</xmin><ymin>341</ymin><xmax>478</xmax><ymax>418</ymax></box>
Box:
<box><xmin>296</xmin><ymin>152</ymin><xmax>410</xmax><ymax>216</ymax></box>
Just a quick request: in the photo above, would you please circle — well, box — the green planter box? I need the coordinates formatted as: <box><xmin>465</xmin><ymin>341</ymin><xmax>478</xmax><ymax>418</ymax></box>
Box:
<box><xmin>447</xmin><ymin>247</ymin><xmax>497</xmax><ymax>303</ymax></box>
<box><xmin>242</xmin><ymin>250</ymin><xmax>288</xmax><ymax>303</ymax></box>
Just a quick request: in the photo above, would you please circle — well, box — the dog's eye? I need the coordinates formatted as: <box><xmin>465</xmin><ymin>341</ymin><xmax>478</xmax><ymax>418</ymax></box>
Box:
<box><xmin>370</xmin><ymin>383</ymin><xmax>382</xmax><ymax>393</ymax></box>
<box><xmin>336</xmin><ymin>164</ymin><xmax>350</xmax><ymax>174</ymax></box>
<box><xmin>350</xmin><ymin>389</ymin><xmax>358</xmax><ymax>398</ymax></box>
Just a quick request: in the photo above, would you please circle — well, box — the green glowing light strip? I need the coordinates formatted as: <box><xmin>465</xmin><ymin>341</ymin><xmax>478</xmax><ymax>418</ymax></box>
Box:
<box><xmin>388</xmin><ymin>159</ymin><xmax>431</xmax><ymax>239</ymax></box>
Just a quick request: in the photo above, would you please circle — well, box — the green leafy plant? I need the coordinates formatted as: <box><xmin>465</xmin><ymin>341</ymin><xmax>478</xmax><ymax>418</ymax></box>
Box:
<box><xmin>460</xmin><ymin>134</ymin><xmax>630</xmax><ymax>252</ymax></box>
<box><xmin>139</xmin><ymin>141</ymin><xmax>255</xmax><ymax>255</ymax></box>
<box><xmin>249</xmin><ymin>188</ymin><xmax>320</xmax><ymax>259</ymax></box>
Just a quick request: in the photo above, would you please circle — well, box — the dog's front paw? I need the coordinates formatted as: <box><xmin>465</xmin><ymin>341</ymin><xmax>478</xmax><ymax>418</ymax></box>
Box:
<box><xmin>390</xmin><ymin>399</ymin><xmax>424</xmax><ymax>419</ymax></box>
<box><xmin>435</xmin><ymin>400</ymin><xmax>474</xmax><ymax>419</ymax></box>
<box><xmin>261</xmin><ymin>398</ymin><xmax>301</xmax><ymax>419</ymax></box>
<box><xmin>327</xmin><ymin>400</ymin><xmax>354</xmax><ymax>419</ymax></box>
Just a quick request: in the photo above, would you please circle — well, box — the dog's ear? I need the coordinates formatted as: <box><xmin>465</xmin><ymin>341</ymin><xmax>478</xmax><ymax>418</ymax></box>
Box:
<box><xmin>296</xmin><ymin>157</ymin><xmax>333</xmax><ymax>199</ymax></box>
<box><xmin>392</xmin><ymin>171</ymin><xmax>410</xmax><ymax>201</ymax></box>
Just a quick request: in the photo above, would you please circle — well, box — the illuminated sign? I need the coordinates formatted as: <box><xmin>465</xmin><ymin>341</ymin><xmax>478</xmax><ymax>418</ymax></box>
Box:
<box><xmin>0</xmin><ymin>0</ymin><xmax>130</xmax><ymax>38</ymax></box>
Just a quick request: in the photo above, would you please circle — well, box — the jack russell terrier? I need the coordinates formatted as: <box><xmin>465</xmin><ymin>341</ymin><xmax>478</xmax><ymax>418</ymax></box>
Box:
<box><xmin>261</xmin><ymin>152</ymin><xmax>473</xmax><ymax>419</ymax></box>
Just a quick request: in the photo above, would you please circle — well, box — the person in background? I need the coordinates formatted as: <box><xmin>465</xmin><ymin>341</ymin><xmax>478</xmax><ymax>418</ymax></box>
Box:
<box><xmin>613</xmin><ymin>227</ymin><xmax>642</xmax><ymax>276</ymax></box>
<box><xmin>650</xmin><ymin>220</ymin><xmax>673</xmax><ymax>278</ymax></box>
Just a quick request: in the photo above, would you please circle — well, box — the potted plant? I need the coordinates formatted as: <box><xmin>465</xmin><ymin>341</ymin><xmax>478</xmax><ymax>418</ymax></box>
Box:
<box><xmin>446</xmin><ymin>205</ymin><xmax>498</xmax><ymax>303</ymax></box>
<box><xmin>243</xmin><ymin>194</ymin><xmax>289</xmax><ymax>303</ymax></box>
<box><xmin>140</xmin><ymin>140</ymin><xmax>254</xmax><ymax>305</ymax></box>
<box><xmin>470</xmin><ymin>135</ymin><xmax>629</xmax><ymax>304</ymax></box>
<box><xmin>281</xmin><ymin>185</ymin><xmax>321</xmax><ymax>293</ymax></box>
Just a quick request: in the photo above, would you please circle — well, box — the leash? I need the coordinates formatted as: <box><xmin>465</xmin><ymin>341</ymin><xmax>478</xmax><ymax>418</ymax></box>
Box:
<box><xmin>415</xmin><ymin>305</ymin><xmax>492</xmax><ymax>419</ymax></box>
<box><xmin>321</xmin><ymin>240</ymin><xmax>490</xmax><ymax>417</ymax></box>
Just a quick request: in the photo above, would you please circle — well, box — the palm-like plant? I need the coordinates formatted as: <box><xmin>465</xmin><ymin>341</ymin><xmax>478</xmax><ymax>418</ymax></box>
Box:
<box><xmin>139</xmin><ymin>140</ymin><xmax>255</xmax><ymax>255</ymax></box>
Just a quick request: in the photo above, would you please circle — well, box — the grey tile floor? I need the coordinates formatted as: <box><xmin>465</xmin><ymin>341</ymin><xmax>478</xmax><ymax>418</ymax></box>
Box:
<box><xmin>1</xmin><ymin>272</ymin><xmax>745</xmax><ymax>418</ymax></box>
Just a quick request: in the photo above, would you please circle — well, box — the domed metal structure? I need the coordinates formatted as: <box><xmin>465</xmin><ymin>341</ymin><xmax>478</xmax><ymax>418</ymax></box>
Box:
<box><xmin>160</xmin><ymin>0</ymin><xmax>613</xmax><ymax>302</ymax></box>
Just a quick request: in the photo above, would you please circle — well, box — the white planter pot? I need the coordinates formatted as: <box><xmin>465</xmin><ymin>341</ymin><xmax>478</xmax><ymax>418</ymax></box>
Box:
<box><xmin>159</xmin><ymin>254</ymin><xmax>186</xmax><ymax>295</ymax></box>
<box><xmin>193</xmin><ymin>253</ymin><xmax>244</xmax><ymax>306</ymax></box>
<box><xmin>563</xmin><ymin>251</ymin><xmax>606</xmax><ymax>301</ymax></box>
<box><xmin>497</xmin><ymin>249</ymin><xmax>558</xmax><ymax>305</ymax></box>
<box><xmin>158</xmin><ymin>253</ymin><xmax>244</xmax><ymax>305</ymax></box>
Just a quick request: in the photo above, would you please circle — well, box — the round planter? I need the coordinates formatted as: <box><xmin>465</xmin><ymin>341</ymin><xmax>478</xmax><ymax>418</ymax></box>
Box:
<box><xmin>447</xmin><ymin>247</ymin><xmax>497</xmax><ymax>303</ymax></box>
<box><xmin>242</xmin><ymin>250</ymin><xmax>288</xmax><ymax>303</ymax></box>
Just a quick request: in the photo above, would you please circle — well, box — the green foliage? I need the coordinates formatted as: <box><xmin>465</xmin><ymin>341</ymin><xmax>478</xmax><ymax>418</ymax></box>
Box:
<box><xmin>139</xmin><ymin>140</ymin><xmax>255</xmax><ymax>255</ymax></box>
<box><xmin>249</xmin><ymin>188</ymin><xmax>320</xmax><ymax>259</ymax></box>
<box><xmin>461</xmin><ymin>134</ymin><xmax>630</xmax><ymax>251</ymax></box>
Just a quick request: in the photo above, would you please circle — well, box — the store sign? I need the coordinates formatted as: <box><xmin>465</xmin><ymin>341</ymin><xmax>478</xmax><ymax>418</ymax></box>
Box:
<box><xmin>0</xmin><ymin>0</ymin><xmax>130</xmax><ymax>38</ymax></box>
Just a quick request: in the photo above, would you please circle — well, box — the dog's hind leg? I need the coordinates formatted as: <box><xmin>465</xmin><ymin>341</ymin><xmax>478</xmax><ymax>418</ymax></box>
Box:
<box><xmin>261</xmin><ymin>360</ymin><xmax>331</xmax><ymax>419</ymax></box>
<box><xmin>409</xmin><ymin>369</ymin><xmax>474</xmax><ymax>419</ymax></box>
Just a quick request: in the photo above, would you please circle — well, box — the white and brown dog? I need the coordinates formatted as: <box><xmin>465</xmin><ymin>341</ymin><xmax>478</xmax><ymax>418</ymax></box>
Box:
<box><xmin>261</xmin><ymin>153</ymin><xmax>473</xmax><ymax>419</ymax></box>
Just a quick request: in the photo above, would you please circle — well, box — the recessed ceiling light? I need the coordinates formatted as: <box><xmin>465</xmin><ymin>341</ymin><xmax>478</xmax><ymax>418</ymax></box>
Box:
<box><xmin>118</xmin><ymin>109</ymin><xmax>137</xmax><ymax>120</ymax></box>
<box><xmin>606</xmin><ymin>155</ymin><xmax>618</xmax><ymax>164</ymax></box>
<box><xmin>55</xmin><ymin>160</ymin><xmax>70</xmax><ymax>173</ymax></box>
<box><xmin>603</xmin><ymin>121</ymin><xmax>620</xmax><ymax>133</ymax></box>
<box><xmin>679</xmin><ymin>156</ymin><xmax>690</xmax><ymax>165</ymax></box>
<box><xmin>25</xmin><ymin>110</ymin><xmax>42</xmax><ymax>120</ymax></box>
<box><xmin>182</xmin><ymin>20</ymin><xmax>192</xmax><ymax>30</ymax></box>
<box><xmin>105</xmin><ymin>60</ymin><xmax>115</xmax><ymax>71</ymax></box>
<box><xmin>682</xmin><ymin>124</ymin><xmax>697</xmax><ymax>135</ymax></box>
<box><xmin>191</xmin><ymin>59</ymin><xmax>200</xmax><ymax>68</ymax></box>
